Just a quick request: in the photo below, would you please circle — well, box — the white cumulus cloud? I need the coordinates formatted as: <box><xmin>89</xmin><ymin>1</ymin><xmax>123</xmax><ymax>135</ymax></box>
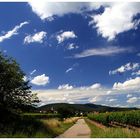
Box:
<box><xmin>90</xmin><ymin>3</ymin><xmax>140</xmax><ymax>40</ymax></box>
<box><xmin>58</xmin><ymin>84</ymin><xmax>73</xmax><ymax>90</ymax></box>
<box><xmin>132</xmin><ymin>70</ymin><xmax>140</xmax><ymax>76</ymax></box>
<box><xmin>31</xmin><ymin>74</ymin><xmax>49</xmax><ymax>86</ymax></box>
<box><xmin>0</xmin><ymin>21</ymin><xmax>29</xmax><ymax>42</ymax></box>
<box><xmin>127</xmin><ymin>97</ymin><xmax>138</xmax><ymax>103</ymax></box>
<box><xmin>28</xmin><ymin>2</ymin><xmax>103</xmax><ymax>21</ymax></box>
<box><xmin>89</xmin><ymin>83</ymin><xmax>101</xmax><ymax>89</ymax></box>
<box><xmin>24</xmin><ymin>31</ymin><xmax>47</xmax><ymax>44</ymax></box>
<box><xmin>28</xmin><ymin>2</ymin><xmax>140</xmax><ymax>41</ymax></box>
<box><xmin>109</xmin><ymin>62</ymin><xmax>139</xmax><ymax>75</ymax></box>
<box><xmin>67</xmin><ymin>43</ymin><xmax>79</xmax><ymax>50</ymax></box>
<box><xmin>113</xmin><ymin>77</ymin><xmax>140</xmax><ymax>91</ymax></box>
<box><xmin>28</xmin><ymin>2</ymin><xmax>84</xmax><ymax>20</ymax></box>
<box><xmin>56</xmin><ymin>31</ymin><xmax>77</xmax><ymax>43</ymax></box>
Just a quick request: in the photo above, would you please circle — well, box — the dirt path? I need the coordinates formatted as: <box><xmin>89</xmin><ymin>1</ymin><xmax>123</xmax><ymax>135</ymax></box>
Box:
<box><xmin>58</xmin><ymin>119</ymin><xmax>91</xmax><ymax>138</ymax></box>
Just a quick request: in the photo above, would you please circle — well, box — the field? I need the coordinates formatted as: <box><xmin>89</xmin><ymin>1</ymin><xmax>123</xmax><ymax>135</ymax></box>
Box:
<box><xmin>1</xmin><ymin>109</ymin><xmax>140</xmax><ymax>138</ymax></box>
<box><xmin>41</xmin><ymin>117</ymin><xmax>79</xmax><ymax>137</ymax></box>
<box><xmin>87</xmin><ymin>110</ymin><xmax>140</xmax><ymax>126</ymax></box>
<box><xmin>0</xmin><ymin>111</ymin><xmax>79</xmax><ymax>138</ymax></box>
<box><xmin>23</xmin><ymin>113</ymin><xmax>61</xmax><ymax>119</ymax></box>
<box><xmin>86</xmin><ymin>110</ymin><xmax>140</xmax><ymax>138</ymax></box>
<box><xmin>86</xmin><ymin>119</ymin><xmax>140</xmax><ymax>138</ymax></box>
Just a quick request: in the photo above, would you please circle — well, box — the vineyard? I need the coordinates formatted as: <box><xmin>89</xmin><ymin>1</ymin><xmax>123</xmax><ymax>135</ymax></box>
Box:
<box><xmin>87</xmin><ymin>110</ymin><xmax>140</xmax><ymax>127</ymax></box>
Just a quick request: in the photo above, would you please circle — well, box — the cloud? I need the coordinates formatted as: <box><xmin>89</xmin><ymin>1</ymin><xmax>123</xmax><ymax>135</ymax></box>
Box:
<box><xmin>108</xmin><ymin>98</ymin><xmax>117</xmax><ymax>102</ymax></box>
<box><xmin>132</xmin><ymin>70</ymin><xmax>140</xmax><ymax>76</ymax></box>
<box><xmin>31</xmin><ymin>74</ymin><xmax>49</xmax><ymax>86</ymax></box>
<box><xmin>28</xmin><ymin>2</ymin><xmax>84</xmax><ymax>20</ymax></box>
<box><xmin>56</xmin><ymin>31</ymin><xmax>77</xmax><ymax>43</ymax></box>
<box><xmin>113</xmin><ymin>77</ymin><xmax>140</xmax><ymax>91</ymax></box>
<box><xmin>28</xmin><ymin>2</ymin><xmax>104</xmax><ymax>21</ymax></box>
<box><xmin>90</xmin><ymin>3</ymin><xmax>140</xmax><ymax>40</ymax></box>
<box><xmin>89</xmin><ymin>96</ymin><xmax>102</xmax><ymax>103</ymax></box>
<box><xmin>24</xmin><ymin>31</ymin><xmax>47</xmax><ymax>44</ymax></box>
<box><xmin>35</xmin><ymin>88</ymin><xmax>107</xmax><ymax>106</ymax></box>
<box><xmin>58</xmin><ymin>84</ymin><xmax>73</xmax><ymax>90</ymax></box>
<box><xmin>33</xmin><ymin>83</ymin><xmax>140</xmax><ymax>107</ymax></box>
<box><xmin>67</xmin><ymin>43</ymin><xmax>79</xmax><ymax>50</ymax></box>
<box><xmin>127</xmin><ymin>94</ymin><xmax>132</xmax><ymax>98</ymax></box>
<box><xmin>0</xmin><ymin>21</ymin><xmax>29</xmax><ymax>42</ymax></box>
<box><xmin>28</xmin><ymin>2</ymin><xmax>140</xmax><ymax>41</ymax></box>
<box><xmin>30</xmin><ymin>69</ymin><xmax>37</xmax><ymax>75</ymax></box>
<box><xmin>106</xmin><ymin>90</ymin><xmax>112</xmax><ymax>95</ymax></box>
<box><xmin>65</xmin><ymin>63</ymin><xmax>78</xmax><ymax>74</ymax></box>
<box><xmin>89</xmin><ymin>83</ymin><xmax>101</xmax><ymax>89</ymax></box>
<box><xmin>109</xmin><ymin>62</ymin><xmax>139</xmax><ymax>75</ymax></box>
<box><xmin>65</xmin><ymin>68</ymin><xmax>73</xmax><ymax>73</ymax></box>
<box><xmin>127</xmin><ymin>97</ymin><xmax>138</xmax><ymax>103</ymax></box>
<box><xmin>74</xmin><ymin>46</ymin><xmax>131</xmax><ymax>58</ymax></box>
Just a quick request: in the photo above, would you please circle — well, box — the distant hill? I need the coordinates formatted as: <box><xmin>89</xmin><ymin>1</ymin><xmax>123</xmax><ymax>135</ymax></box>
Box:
<box><xmin>38</xmin><ymin>103</ymin><xmax>138</xmax><ymax>113</ymax></box>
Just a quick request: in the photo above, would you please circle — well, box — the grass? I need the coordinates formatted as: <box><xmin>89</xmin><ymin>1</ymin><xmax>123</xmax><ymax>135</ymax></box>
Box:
<box><xmin>0</xmin><ymin>116</ymin><xmax>54</xmax><ymax>138</ymax></box>
<box><xmin>0</xmin><ymin>115</ymin><xmax>79</xmax><ymax>138</ymax></box>
<box><xmin>0</xmin><ymin>131</ymin><xmax>51</xmax><ymax>138</ymax></box>
<box><xmin>23</xmin><ymin>113</ymin><xmax>61</xmax><ymax>119</ymax></box>
<box><xmin>41</xmin><ymin>117</ymin><xmax>79</xmax><ymax>137</ymax></box>
<box><xmin>85</xmin><ymin>118</ymin><xmax>140</xmax><ymax>138</ymax></box>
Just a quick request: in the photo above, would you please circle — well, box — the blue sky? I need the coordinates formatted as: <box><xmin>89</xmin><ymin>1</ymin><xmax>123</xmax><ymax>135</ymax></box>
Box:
<box><xmin>0</xmin><ymin>2</ymin><xmax>140</xmax><ymax>107</ymax></box>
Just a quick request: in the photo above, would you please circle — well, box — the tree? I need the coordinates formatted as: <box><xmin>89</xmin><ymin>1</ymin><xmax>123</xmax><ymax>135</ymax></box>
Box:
<box><xmin>57</xmin><ymin>106</ymin><xmax>75</xmax><ymax>119</ymax></box>
<box><xmin>0</xmin><ymin>52</ymin><xmax>39</xmax><ymax>112</ymax></box>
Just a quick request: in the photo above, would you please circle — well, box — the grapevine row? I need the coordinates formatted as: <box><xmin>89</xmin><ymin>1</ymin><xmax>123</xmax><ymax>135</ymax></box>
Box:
<box><xmin>87</xmin><ymin>110</ymin><xmax>140</xmax><ymax>127</ymax></box>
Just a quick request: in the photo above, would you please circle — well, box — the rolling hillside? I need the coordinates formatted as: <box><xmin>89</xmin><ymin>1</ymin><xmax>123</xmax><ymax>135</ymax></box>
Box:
<box><xmin>38</xmin><ymin>103</ymin><xmax>138</xmax><ymax>113</ymax></box>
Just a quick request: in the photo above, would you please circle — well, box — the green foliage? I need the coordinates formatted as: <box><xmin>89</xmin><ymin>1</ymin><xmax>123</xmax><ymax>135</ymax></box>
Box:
<box><xmin>0</xmin><ymin>52</ymin><xmax>39</xmax><ymax>112</ymax></box>
<box><xmin>0</xmin><ymin>52</ymin><xmax>41</xmax><ymax>137</ymax></box>
<box><xmin>0</xmin><ymin>111</ymin><xmax>53</xmax><ymax>138</ymax></box>
<box><xmin>38</xmin><ymin>103</ymin><xmax>138</xmax><ymax>115</ymax></box>
<box><xmin>57</xmin><ymin>106</ymin><xmax>75</xmax><ymax>119</ymax></box>
<box><xmin>0</xmin><ymin>117</ymin><xmax>76</xmax><ymax>138</ymax></box>
<box><xmin>87</xmin><ymin>110</ymin><xmax>140</xmax><ymax>126</ymax></box>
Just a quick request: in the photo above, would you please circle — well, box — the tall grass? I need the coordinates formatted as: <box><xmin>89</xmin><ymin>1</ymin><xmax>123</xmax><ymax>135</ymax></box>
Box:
<box><xmin>0</xmin><ymin>113</ymin><xmax>54</xmax><ymax>138</ymax></box>
<box><xmin>63</xmin><ymin>117</ymin><xmax>80</xmax><ymax>124</ymax></box>
<box><xmin>0</xmin><ymin>108</ymin><xmax>79</xmax><ymax>138</ymax></box>
<box><xmin>41</xmin><ymin>117</ymin><xmax>79</xmax><ymax>137</ymax></box>
<box><xmin>0</xmin><ymin>117</ymin><xmax>77</xmax><ymax>138</ymax></box>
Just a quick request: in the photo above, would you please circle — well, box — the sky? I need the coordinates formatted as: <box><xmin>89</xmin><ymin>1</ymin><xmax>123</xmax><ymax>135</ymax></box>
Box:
<box><xmin>0</xmin><ymin>2</ymin><xmax>140</xmax><ymax>107</ymax></box>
